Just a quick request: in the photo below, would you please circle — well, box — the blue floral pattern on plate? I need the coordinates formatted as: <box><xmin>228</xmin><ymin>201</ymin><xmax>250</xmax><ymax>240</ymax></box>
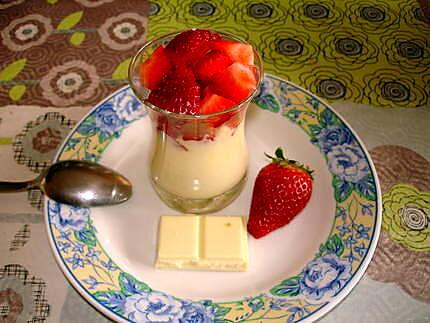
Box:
<box><xmin>45</xmin><ymin>75</ymin><xmax>381</xmax><ymax>322</ymax></box>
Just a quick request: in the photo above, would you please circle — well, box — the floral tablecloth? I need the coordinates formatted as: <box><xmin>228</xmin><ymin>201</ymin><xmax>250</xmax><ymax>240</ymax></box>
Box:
<box><xmin>0</xmin><ymin>0</ymin><xmax>429</xmax><ymax>322</ymax></box>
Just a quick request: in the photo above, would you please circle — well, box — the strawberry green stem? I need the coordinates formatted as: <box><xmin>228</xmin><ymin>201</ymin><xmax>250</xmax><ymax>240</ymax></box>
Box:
<box><xmin>265</xmin><ymin>147</ymin><xmax>314</xmax><ymax>179</ymax></box>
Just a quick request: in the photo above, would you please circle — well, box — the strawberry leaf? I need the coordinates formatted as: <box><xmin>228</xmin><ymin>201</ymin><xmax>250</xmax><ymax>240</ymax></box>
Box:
<box><xmin>265</xmin><ymin>147</ymin><xmax>314</xmax><ymax>178</ymax></box>
<box><xmin>275</xmin><ymin>147</ymin><xmax>285</xmax><ymax>159</ymax></box>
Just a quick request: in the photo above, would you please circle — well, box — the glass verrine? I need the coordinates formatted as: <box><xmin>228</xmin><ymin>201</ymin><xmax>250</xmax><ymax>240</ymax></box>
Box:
<box><xmin>129</xmin><ymin>29</ymin><xmax>263</xmax><ymax>213</ymax></box>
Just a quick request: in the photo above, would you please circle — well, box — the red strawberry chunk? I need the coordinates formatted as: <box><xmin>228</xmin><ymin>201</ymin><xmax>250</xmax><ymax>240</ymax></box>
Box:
<box><xmin>201</xmin><ymin>84</ymin><xmax>213</xmax><ymax>99</ymax></box>
<box><xmin>148</xmin><ymin>65</ymin><xmax>200</xmax><ymax>115</ymax></box>
<box><xmin>166</xmin><ymin>29</ymin><xmax>221</xmax><ymax>66</ymax></box>
<box><xmin>210</xmin><ymin>62</ymin><xmax>257</xmax><ymax>103</ymax></box>
<box><xmin>200</xmin><ymin>91</ymin><xmax>235</xmax><ymax>114</ymax></box>
<box><xmin>200</xmin><ymin>90</ymin><xmax>240</xmax><ymax>128</ymax></box>
<box><xmin>212</xmin><ymin>40</ymin><xmax>254</xmax><ymax>65</ymax></box>
<box><xmin>194</xmin><ymin>50</ymin><xmax>233</xmax><ymax>83</ymax></box>
<box><xmin>139</xmin><ymin>45</ymin><xmax>172</xmax><ymax>90</ymax></box>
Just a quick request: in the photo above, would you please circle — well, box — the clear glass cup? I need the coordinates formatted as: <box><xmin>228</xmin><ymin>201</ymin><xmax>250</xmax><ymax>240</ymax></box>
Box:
<box><xmin>129</xmin><ymin>29</ymin><xmax>263</xmax><ymax>214</ymax></box>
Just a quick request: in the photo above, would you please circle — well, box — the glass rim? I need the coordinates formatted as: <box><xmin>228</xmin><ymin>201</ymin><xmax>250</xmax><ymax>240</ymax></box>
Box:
<box><xmin>128</xmin><ymin>28</ymin><xmax>264</xmax><ymax>120</ymax></box>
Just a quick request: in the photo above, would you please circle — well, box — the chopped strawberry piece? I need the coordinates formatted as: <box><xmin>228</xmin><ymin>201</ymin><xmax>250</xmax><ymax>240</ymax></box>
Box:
<box><xmin>200</xmin><ymin>92</ymin><xmax>235</xmax><ymax>114</ymax></box>
<box><xmin>139</xmin><ymin>45</ymin><xmax>172</xmax><ymax>90</ymax></box>
<box><xmin>212</xmin><ymin>40</ymin><xmax>254</xmax><ymax>65</ymax></box>
<box><xmin>166</xmin><ymin>29</ymin><xmax>221</xmax><ymax>66</ymax></box>
<box><xmin>200</xmin><ymin>84</ymin><xmax>214</xmax><ymax>99</ymax></box>
<box><xmin>138</xmin><ymin>30</ymin><xmax>262</xmax><ymax>141</ymax></box>
<box><xmin>200</xmin><ymin>91</ymin><xmax>237</xmax><ymax>128</ymax></box>
<box><xmin>210</xmin><ymin>62</ymin><xmax>257</xmax><ymax>103</ymax></box>
<box><xmin>194</xmin><ymin>50</ymin><xmax>233</xmax><ymax>83</ymax></box>
<box><xmin>148</xmin><ymin>65</ymin><xmax>200</xmax><ymax>115</ymax></box>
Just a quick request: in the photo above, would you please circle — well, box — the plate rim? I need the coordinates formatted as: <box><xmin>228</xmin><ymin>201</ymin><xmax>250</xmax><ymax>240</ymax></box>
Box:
<box><xmin>44</xmin><ymin>85</ymin><xmax>135</xmax><ymax>322</ymax></box>
<box><xmin>265</xmin><ymin>74</ymin><xmax>382</xmax><ymax>322</ymax></box>
<box><xmin>44</xmin><ymin>74</ymin><xmax>382</xmax><ymax>322</ymax></box>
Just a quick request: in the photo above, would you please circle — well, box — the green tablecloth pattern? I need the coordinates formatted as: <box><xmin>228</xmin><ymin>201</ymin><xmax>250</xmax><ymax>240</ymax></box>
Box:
<box><xmin>146</xmin><ymin>0</ymin><xmax>430</xmax><ymax>108</ymax></box>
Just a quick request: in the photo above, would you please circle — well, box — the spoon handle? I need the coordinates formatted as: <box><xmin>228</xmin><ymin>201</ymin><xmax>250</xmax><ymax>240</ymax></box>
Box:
<box><xmin>0</xmin><ymin>180</ymin><xmax>36</xmax><ymax>193</ymax></box>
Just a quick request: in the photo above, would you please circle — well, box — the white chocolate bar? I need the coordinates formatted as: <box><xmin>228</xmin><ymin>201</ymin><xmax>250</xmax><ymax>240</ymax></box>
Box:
<box><xmin>155</xmin><ymin>215</ymin><xmax>248</xmax><ymax>271</ymax></box>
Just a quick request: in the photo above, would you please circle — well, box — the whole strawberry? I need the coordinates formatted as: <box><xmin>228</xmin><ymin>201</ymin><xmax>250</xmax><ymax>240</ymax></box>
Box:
<box><xmin>247</xmin><ymin>148</ymin><xmax>314</xmax><ymax>239</ymax></box>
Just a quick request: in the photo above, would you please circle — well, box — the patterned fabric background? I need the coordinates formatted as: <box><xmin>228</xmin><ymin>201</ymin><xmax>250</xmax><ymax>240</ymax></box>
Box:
<box><xmin>0</xmin><ymin>1</ymin><xmax>149</xmax><ymax>322</ymax></box>
<box><xmin>144</xmin><ymin>0</ymin><xmax>430</xmax><ymax>108</ymax></box>
<box><xmin>0</xmin><ymin>0</ymin><xmax>149</xmax><ymax>107</ymax></box>
<box><xmin>0</xmin><ymin>0</ymin><xmax>429</xmax><ymax>109</ymax></box>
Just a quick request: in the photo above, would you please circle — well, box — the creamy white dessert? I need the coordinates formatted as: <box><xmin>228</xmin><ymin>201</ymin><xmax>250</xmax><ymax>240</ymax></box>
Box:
<box><xmin>155</xmin><ymin>214</ymin><xmax>248</xmax><ymax>271</ymax></box>
<box><xmin>150</xmin><ymin>122</ymin><xmax>248</xmax><ymax>199</ymax></box>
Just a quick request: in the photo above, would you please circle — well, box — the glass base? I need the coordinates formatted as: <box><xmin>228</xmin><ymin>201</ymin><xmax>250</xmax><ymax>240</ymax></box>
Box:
<box><xmin>151</xmin><ymin>174</ymin><xmax>247</xmax><ymax>214</ymax></box>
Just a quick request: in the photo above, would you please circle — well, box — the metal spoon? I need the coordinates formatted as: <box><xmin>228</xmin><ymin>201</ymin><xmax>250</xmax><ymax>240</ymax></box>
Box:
<box><xmin>0</xmin><ymin>160</ymin><xmax>132</xmax><ymax>207</ymax></box>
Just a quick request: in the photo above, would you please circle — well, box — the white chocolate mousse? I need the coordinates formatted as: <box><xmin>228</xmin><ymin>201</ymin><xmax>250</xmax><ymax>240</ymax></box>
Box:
<box><xmin>150</xmin><ymin>123</ymin><xmax>248</xmax><ymax>199</ymax></box>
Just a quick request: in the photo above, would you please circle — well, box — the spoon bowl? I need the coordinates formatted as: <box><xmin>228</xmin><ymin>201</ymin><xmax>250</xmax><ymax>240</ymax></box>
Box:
<box><xmin>0</xmin><ymin>160</ymin><xmax>132</xmax><ymax>207</ymax></box>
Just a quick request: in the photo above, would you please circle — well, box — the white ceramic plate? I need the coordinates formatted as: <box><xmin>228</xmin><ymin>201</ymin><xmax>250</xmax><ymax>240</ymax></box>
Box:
<box><xmin>45</xmin><ymin>74</ymin><xmax>381</xmax><ymax>322</ymax></box>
